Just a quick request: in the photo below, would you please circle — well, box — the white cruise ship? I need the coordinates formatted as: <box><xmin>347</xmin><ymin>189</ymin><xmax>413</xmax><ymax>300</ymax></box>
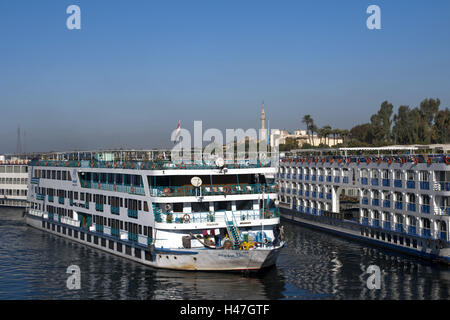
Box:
<box><xmin>277</xmin><ymin>145</ymin><xmax>450</xmax><ymax>264</ymax></box>
<box><xmin>25</xmin><ymin>150</ymin><xmax>285</xmax><ymax>271</ymax></box>
<box><xmin>0</xmin><ymin>155</ymin><xmax>29</xmax><ymax>208</ymax></box>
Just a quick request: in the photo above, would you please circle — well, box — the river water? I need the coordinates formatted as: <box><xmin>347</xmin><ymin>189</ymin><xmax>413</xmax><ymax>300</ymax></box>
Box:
<box><xmin>0</xmin><ymin>207</ymin><xmax>448</xmax><ymax>300</ymax></box>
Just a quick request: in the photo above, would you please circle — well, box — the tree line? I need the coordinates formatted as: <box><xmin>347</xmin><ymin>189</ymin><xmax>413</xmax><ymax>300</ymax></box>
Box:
<box><xmin>280</xmin><ymin>98</ymin><xmax>449</xmax><ymax>151</ymax></box>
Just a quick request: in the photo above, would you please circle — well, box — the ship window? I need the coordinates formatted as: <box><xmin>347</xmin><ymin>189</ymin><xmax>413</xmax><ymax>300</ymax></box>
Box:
<box><xmin>125</xmin><ymin>245</ymin><xmax>132</xmax><ymax>255</ymax></box>
<box><xmin>101</xmin><ymin>238</ymin><xmax>106</xmax><ymax>247</ymax></box>
<box><xmin>109</xmin><ymin>240</ymin><xmax>114</xmax><ymax>250</ymax></box>
<box><xmin>62</xmin><ymin>171</ymin><xmax>67</xmax><ymax>180</ymax></box>
<box><xmin>144</xmin><ymin>201</ymin><xmax>149</xmax><ymax>212</ymax></box>
<box><xmin>80</xmin><ymin>232</ymin><xmax>85</xmax><ymax>240</ymax></box>
<box><xmin>406</xmin><ymin>238</ymin><xmax>410</xmax><ymax>247</ymax></box>
<box><xmin>94</xmin><ymin>236</ymin><xmax>98</xmax><ymax>245</ymax></box>
<box><xmin>413</xmin><ymin>239</ymin><xmax>417</xmax><ymax>248</ymax></box>
<box><xmin>145</xmin><ymin>251</ymin><xmax>153</xmax><ymax>261</ymax></box>
<box><xmin>135</xmin><ymin>248</ymin><xmax>141</xmax><ymax>259</ymax></box>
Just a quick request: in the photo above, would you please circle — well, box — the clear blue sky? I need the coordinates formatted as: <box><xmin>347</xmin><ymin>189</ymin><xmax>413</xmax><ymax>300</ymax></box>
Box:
<box><xmin>1</xmin><ymin>0</ymin><xmax>449</xmax><ymax>152</ymax></box>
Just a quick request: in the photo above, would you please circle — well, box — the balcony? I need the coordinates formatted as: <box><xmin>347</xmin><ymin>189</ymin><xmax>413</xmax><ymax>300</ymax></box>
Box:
<box><xmin>395</xmin><ymin>202</ymin><xmax>403</xmax><ymax>210</ymax></box>
<box><xmin>382</xmin><ymin>179</ymin><xmax>390</xmax><ymax>187</ymax></box>
<box><xmin>343</xmin><ymin>177</ymin><xmax>349</xmax><ymax>183</ymax></box>
<box><xmin>421</xmin><ymin>205</ymin><xmax>430</xmax><ymax>214</ymax></box>
<box><xmin>407</xmin><ymin>226</ymin><xmax>417</xmax><ymax>235</ymax></box>
<box><xmin>312</xmin><ymin>192</ymin><xmax>317</xmax><ymax>198</ymax></box>
<box><xmin>305</xmin><ymin>191</ymin><xmax>310</xmax><ymax>197</ymax></box>
<box><xmin>362</xmin><ymin>217</ymin><xmax>369</xmax><ymax>226</ymax></box>
<box><xmin>334</xmin><ymin>177</ymin><xmax>340</xmax><ymax>183</ymax></box>
<box><xmin>111</xmin><ymin>206</ymin><xmax>120</xmax><ymax>215</ymax></box>
<box><xmin>383</xmin><ymin>200</ymin><xmax>391</xmax><ymax>208</ymax></box>
<box><xmin>407</xmin><ymin>203</ymin><xmax>416</xmax><ymax>212</ymax></box>
<box><xmin>318</xmin><ymin>176</ymin><xmax>324</xmax><ymax>182</ymax></box>
<box><xmin>395</xmin><ymin>224</ymin><xmax>403</xmax><ymax>233</ymax></box>
<box><xmin>280</xmin><ymin>173</ymin><xmax>285</xmax><ymax>179</ymax></box>
<box><xmin>292</xmin><ymin>174</ymin><xmax>297</xmax><ymax>180</ymax></box>
<box><xmin>286</xmin><ymin>174</ymin><xmax>291</xmax><ymax>179</ymax></box>
<box><xmin>326</xmin><ymin>193</ymin><xmax>332</xmax><ymax>200</ymax></box>
<box><xmin>326</xmin><ymin>176</ymin><xmax>332</xmax><ymax>182</ymax></box>
<box><xmin>150</xmin><ymin>183</ymin><xmax>277</xmax><ymax>197</ymax></box>
<box><xmin>440</xmin><ymin>182</ymin><xmax>450</xmax><ymax>191</ymax></box>
<box><xmin>394</xmin><ymin>180</ymin><xmax>402</xmax><ymax>188</ymax></box>
<box><xmin>48</xmin><ymin>195</ymin><xmax>54</xmax><ymax>202</ymax></box>
<box><xmin>319</xmin><ymin>192</ymin><xmax>324</xmax><ymax>199</ymax></box>
<box><xmin>298</xmin><ymin>174</ymin><xmax>303</xmax><ymax>181</ymax></box>
<box><xmin>58</xmin><ymin>197</ymin><xmax>65</xmax><ymax>205</ymax></box>
<box><xmin>36</xmin><ymin>194</ymin><xmax>45</xmax><ymax>201</ymax></box>
<box><xmin>95</xmin><ymin>203</ymin><xmax>104</xmax><ymax>212</ymax></box>
<box><xmin>371</xmin><ymin>178</ymin><xmax>379</xmax><ymax>186</ymax></box>
<box><xmin>420</xmin><ymin>181</ymin><xmax>430</xmax><ymax>190</ymax></box>
<box><xmin>128</xmin><ymin>209</ymin><xmax>138</xmax><ymax>219</ymax></box>
<box><xmin>312</xmin><ymin>175</ymin><xmax>317</xmax><ymax>181</ymax></box>
<box><xmin>383</xmin><ymin>221</ymin><xmax>391</xmax><ymax>230</ymax></box>
<box><xmin>312</xmin><ymin>208</ymin><xmax>317</xmax><ymax>215</ymax></box>
<box><xmin>406</xmin><ymin>181</ymin><xmax>415</xmax><ymax>189</ymax></box>
<box><xmin>81</xmin><ymin>181</ymin><xmax>146</xmax><ymax>196</ymax></box>
<box><xmin>372</xmin><ymin>220</ymin><xmax>379</xmax><ymax>228</ymax></box>
<box><xmin>95</xmin><ymin>224</ymin><xmax>104</xmax><ymax>233</ymax></box>
<box><xmin>305</xmin><ymin>175</ymin><xmax>310</xmax><ymax>181</ymax></box>
<box><xmin>439</xmin><ymin>207</ymin><xmax>450</xmax><ymax>215</ymax></box>
<box><xmin>372</xmin><ymin>199</ymin><xmax>380</xmax><ymax>206</ymax></box>
<box><xmin>421</xmin><ymin>229</ymin><xmax>431</xmax><ymax>238</ymax></box>
<box><xmin>361</xmin><ymin>177</ymin><xmax>368</xmax><ymax>185</ymax></box>
<box><xmin>362</xmin><ymin>198</ymin><xmax>369</xmax><ymax>205</ymax></box>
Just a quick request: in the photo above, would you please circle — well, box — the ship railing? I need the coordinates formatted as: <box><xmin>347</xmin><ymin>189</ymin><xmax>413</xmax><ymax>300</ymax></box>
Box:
<box><xmin>81</xmin><ymin>181</ymin><xmax>146</xmax><ymax>196</ymax></box>
<box><xmin>150</xmin><ymin>183</ymin><xmax>278</xmax><ymax>198</ymax></box>
<box><xmin>30</xmin><ymin>158</ymin><xmax>275</xmax><ymax>170</ymax></box>
<box><xmin>28</xmin><ymin>208</ymin><xmax>44</xmax><ymax>217</ymax></box>
<box><xmin>60</xmin><ymin>216</ymin><xmax>81</xmax><ymax>227</ymax></box>
<box><xmin>279</xmin><ymin>154</ymin><xmax>450</xmax><ymax>165</ymax></box>
<box><xmin>156</xmin><ymin>207</ymin><xmax>280</xmax><ymax>225</ymax></box>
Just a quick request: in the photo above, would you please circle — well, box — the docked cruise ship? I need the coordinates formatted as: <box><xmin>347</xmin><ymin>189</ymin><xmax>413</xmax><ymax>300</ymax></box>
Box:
<box><xmin>0</xmin><ymin>155</ymin><xmax>29</xmax><ymax>208</ymax></box>
<box><xmin>25</xmin><ymin>150</ymin><xmax>284</xmax><ymax>271</ymax></box>
<box><xmin>277</xmin><ymin>145</ymin><xmax>450</xmax><ymax>264</ymax></box>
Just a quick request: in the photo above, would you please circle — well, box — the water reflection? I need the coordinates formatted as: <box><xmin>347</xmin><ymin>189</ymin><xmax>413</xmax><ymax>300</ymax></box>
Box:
<box><xmin>0</xmin><ymin>208</ymin><xmax>448</xmax><ymax>299</ymax></box>
<box><xmin>278</xmin><ymin>221</ymin><xmax>450</xmax><ymax>299</ymax></box>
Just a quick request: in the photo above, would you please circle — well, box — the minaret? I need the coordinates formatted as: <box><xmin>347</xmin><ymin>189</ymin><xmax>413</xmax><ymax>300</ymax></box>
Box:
<box><xmin>260</xmin><ymin>101</ymin><xmax>266</xmax><ymax>130</ymax></box>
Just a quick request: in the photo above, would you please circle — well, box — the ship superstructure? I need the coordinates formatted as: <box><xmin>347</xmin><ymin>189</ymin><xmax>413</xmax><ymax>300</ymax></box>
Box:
<box><xmin>0</xmin><ymin>155</ymin><xmax>29</xmax><ymax>208</ymax></box>
<box><xmin>277</xmin><ymin>145</ymin><xmax>450</xmax><ymax>264</ymax></box>
<box><xmin>25</xmin><ymin>150</ymin><xmax>284</xmax><ymax>271</ymax></box>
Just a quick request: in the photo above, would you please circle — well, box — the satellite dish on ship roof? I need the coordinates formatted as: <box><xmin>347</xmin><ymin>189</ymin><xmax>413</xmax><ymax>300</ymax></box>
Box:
<box><xmin>191</xmin><ymin>176</ymin><xmax>202</xmax><ymax>188</ymax></box>
<box><xmin>215</xmin><ymin>157</ymin><xmax>225</xmax><ymax>168</ymax></box>
<box><xmin>274</xmin><ymin>200</ymin><xmax>280</xmax><ymax>207</ymax></box>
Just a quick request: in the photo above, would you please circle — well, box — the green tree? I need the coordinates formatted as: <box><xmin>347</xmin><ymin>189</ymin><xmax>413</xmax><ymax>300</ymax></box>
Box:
<box><xmin>433</xmin><ymin>107</ymin><xmax>450</xmax><ymax>143</ymax></box>
<box><xmin>370</xmin><ymin>101</ymin><xmax>393</xmax><ymax>145</ymax></box>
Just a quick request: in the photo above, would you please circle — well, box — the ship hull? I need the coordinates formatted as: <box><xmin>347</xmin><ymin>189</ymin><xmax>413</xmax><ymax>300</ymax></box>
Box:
<box><xmin>280</xmin><ymin>208</ymin><xmax>450</xmax><ymax>265</ymax></box>
<box><xmin>26</xmin><ymin>214</ymin><xmax>283</xmax><ymax>271</ymax></box>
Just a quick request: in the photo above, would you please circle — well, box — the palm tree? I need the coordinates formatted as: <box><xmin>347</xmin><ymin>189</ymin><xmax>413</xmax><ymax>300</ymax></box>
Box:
<box><xmin>302</xmin><ymin>115</ymin><xmax>313</xmax><ymax>145</ymax></box>
<box><xmin>322</xmin><ymin>125</ymin><xmax>332</xmax><ymax>146</ymax></box>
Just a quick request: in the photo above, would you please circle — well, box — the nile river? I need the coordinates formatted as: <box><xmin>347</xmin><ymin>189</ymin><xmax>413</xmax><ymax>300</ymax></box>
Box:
<box><xmin>0</xmin><ymin>207</ymin><xmax>448</xmax><ymax>299</ymax></box>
